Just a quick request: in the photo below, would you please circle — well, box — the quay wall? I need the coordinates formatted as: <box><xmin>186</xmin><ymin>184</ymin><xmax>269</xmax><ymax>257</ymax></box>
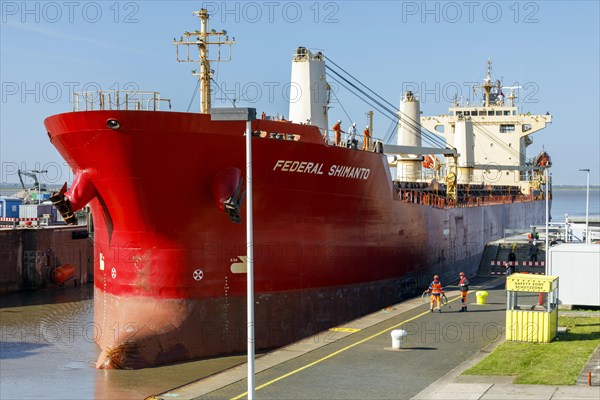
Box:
<box><xmin>0</xmin><ymin>226</ymin><xmax>93</xmax><ymax>293</ymax></box>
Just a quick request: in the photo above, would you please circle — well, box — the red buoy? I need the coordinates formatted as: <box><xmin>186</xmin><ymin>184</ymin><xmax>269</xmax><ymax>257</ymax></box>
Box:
<box><xmin>50</xmin><ymin>264</ymin><xmax>75</xmax><ymax>285</ymax></box>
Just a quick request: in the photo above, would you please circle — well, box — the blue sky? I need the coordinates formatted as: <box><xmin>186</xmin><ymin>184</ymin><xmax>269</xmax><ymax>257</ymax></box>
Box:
<box><xmin>1</xmin><ymin>0</ymin><xmax>599</xmax><ymax>186</ymax></box>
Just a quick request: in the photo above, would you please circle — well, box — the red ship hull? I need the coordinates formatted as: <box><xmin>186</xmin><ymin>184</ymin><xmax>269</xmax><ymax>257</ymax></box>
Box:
<box><xmin>45</xmin><ymin>110</ymin><xmax>545</xmax><ymax>368</ymax></box>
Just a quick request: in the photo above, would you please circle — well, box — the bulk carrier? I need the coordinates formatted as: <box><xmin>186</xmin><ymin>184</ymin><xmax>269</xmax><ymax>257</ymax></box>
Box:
<box><xmin>44</xmin><ymin>9</ymin><xmax>552</xmax><ymax>369</ymax></box>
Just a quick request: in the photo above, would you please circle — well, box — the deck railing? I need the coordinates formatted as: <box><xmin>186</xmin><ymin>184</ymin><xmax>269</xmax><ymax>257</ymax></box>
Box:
<box><xmin>397</xmin><ymin>189</ymin><xmax>542</xmax><ymax>209</ymax></box>
<box><xmin>72</xmin><ymin>90</ymin><xmax>172</xmax><ymax>112</ymax></box>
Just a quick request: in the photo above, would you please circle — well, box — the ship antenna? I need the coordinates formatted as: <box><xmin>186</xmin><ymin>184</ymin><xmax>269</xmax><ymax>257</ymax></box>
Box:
<box><xmin>173</xmin><ymin>9</ymin><xmax>236</xmax><ymax>114</ymax></box>
<box><xmin>473</xmin><ymin>59</ymin><xmax>493</xmax><ymax>108</ymax></box>
<box><xmin>483</xmin><ymin>59</ymin><xmax>493</xmax><ymax>107</ymax></box>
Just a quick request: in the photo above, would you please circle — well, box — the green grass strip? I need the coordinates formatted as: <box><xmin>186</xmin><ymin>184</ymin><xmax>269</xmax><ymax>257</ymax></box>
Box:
<box><xmin>464</xmin><ymin>316</ymin><xmax>600</xmax><ymax>385</ymax></box>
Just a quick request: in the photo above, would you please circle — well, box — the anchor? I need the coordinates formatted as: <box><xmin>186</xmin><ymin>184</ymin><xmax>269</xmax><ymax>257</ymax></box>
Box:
<box><xmin>49</xmin><ymin>182</ymin><xmax>78</xmax><ymax>225</ymax></box>
<box><xmin>223</xmin><ymin>177</ymin><xmax>245</xmax><ymax>224</ymax></box>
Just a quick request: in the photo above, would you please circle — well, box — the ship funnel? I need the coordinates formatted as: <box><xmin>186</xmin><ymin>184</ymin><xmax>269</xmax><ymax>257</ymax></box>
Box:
<box><xmin>454</xmin><ymin>118</ymin><xmax>474</xmax><ymax>184</ymax></box>
<box><xmin>288</xmin><ymin>48</ymin><xmax>330</xmax><ymax>139</ymax></box>
<box><xmin>397</xmin><ymin>91</ymin><xmax>422</xmax><ymax>182</ymax></box>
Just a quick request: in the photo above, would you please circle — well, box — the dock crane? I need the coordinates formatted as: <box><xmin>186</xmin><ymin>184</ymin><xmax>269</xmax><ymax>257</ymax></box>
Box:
<box><xmin>17</xmin><ymin>169</ymin><xmax>48</xmax><ymax>192</ymax></box>
<box><xmin>16</xmin><ymin>169</ymin><xmax>48</xmax><ymax>203</ymax></box>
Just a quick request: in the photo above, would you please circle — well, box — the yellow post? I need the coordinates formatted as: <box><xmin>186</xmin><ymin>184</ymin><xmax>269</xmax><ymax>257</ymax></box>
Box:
<box><xmin>476</xmin><ymin>291</ymin><xmax>488</xmax><ymax>304</ymax></box>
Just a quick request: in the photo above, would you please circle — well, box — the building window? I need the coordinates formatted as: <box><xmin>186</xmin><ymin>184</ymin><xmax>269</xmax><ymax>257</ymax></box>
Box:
<box><xmin>500</xmin><ymin>124</ymin><xmax>515</xmax><ymax>133</ymax></box>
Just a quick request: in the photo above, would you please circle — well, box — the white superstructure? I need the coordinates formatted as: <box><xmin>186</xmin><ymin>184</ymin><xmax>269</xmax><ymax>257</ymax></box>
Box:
<box><xmin>288</xmin><ymin>47</ymin><xmax>330</xmax><ymax>138</ymax></box>
<box><xmin>421</xmin><ymin>61</ymin><xmax>552</xmax><ymax>188</ymax></box>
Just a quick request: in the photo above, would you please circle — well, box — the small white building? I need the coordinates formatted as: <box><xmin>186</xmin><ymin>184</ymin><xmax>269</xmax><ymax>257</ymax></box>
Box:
<box><xmin>548</xmin><ymin>243</ymin><xmax>600</xmax><ymax>306</ymax></box>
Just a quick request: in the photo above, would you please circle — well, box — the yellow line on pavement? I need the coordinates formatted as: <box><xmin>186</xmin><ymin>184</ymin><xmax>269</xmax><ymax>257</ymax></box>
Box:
<box><xmin>329</xmin><ymin>327</ymin><xmax>361</xmax><ymax>333</ymax></box>
<box><xmin>230</xmin><ymin>296</ymin><xmax>462</xmax><ymax>400</ymax></box>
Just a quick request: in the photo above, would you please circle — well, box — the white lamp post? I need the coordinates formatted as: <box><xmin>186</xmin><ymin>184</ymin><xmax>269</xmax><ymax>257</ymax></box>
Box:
<box><xmin>245</xmin><ymin>117</ymin><xmax>255</xmax><ymax>399</ymax></box>
<box><xmin>211</xmin><ymin>108</ymin><xmax>257</xmax><ymax>399</ymax></box>
<box><xmin>545</xmin><ymin>168</ymin><xmax>549</xmax><ymax>275</ymax></box>
<box><xmin>579</xmin><ymin>169</ymin><xmax>590</xmax><ymax>244</ymax></box>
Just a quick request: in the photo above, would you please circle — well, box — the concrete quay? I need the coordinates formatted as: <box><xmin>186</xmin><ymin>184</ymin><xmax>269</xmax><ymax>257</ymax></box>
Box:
<box><xmin>150</xmin><ymin>275</ymin><xmax>599</xmax><ymax>400</ymax></box>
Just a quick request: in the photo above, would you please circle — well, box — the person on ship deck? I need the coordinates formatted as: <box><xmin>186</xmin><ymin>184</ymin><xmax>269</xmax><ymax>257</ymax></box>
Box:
<box><xmin>347</xmin><ymin>122</ymin><xmax>358</xmax><ymax>149</ymax></box>
<box><xmin>362</xmin><ymin>126</ymin><xmax>371</xmax><ymax>150</ymax></box>
<box><xmin>333</xmin><ymin>120</ymin><xmax>344</xmax><ymax>146</ymax></box>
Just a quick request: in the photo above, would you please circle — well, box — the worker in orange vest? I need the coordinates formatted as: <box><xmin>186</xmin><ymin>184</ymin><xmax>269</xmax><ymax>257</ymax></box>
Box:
<box><xmin>458</xmin><ymin>271</ymin><xmax>469</xmax><ymax>312</ymax></box>
<box><xmin>426</xmin><ymin>275</ymin><xmax>445</xmax><ymax>312</ymax></box>
<box><xmin>362</xmin><ymin>126</ymin><xmax>371</xmax><ymax>150</ymax></box>
<box><xmin>333</xmin><ymin>120</ymin><xmax>343</xmax><ymax>146</ymax></box>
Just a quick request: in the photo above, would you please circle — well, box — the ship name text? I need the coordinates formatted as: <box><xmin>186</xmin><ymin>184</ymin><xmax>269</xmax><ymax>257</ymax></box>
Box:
<box><xmin>273</xmin><ymin>160</ymin><xmax>370</xmax><ymax>180</ymax></box>
<box><xmin>328</xmin><ymin>165</ymin><xmax>370</xmax><ymax>180</ymax></box>
<box><xmin>273</xmin><ymin>160</ymin><xmax>324</xmax><ymax>175</ymax></box>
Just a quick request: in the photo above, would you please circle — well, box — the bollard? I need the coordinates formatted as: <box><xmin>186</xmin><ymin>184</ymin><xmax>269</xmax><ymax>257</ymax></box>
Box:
<box><xmin>391</xmin><ymin>329</ymin><xmax>407</xmax><ymax>349</ymax></box>
<box><xmin>476</xmin><ymin>291</ymin><xmax>488</xmax><ymax>305</ymax></box>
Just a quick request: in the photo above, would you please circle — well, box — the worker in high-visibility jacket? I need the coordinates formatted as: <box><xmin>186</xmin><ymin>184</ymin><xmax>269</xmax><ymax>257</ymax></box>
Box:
<box><xmin>426</xmin><ymin>275</ymin><xmax>445</xmax><ymax>313</ymax></box>
<box><xmin>333</xmin><ymin>120</ymin><xmax>344</xmax><ymax>146</ymax></box>
<box><xmin>362</xmin><ymin>126</ymin><xmax>371</xmax><ymax>150</ymax></box>
<box><xmin>458</xmin><ymin>271</ymin><xmax>469</xmax><ymax>312</ymax></box>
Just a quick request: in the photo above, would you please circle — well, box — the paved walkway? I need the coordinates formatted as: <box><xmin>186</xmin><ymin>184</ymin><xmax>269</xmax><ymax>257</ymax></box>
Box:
<box><xmin>152</xmin><ymin>277</ymin><xmax>600</xmax><ymax>400</ymax></box>
<box><xmin>413</xmin><ymin>377</ymin><xmax>599</xmax><ymax>400</ymax></box>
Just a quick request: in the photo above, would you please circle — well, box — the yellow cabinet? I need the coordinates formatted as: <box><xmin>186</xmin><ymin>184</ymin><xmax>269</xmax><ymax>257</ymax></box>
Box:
<box><xmin>505</xmin><ymin>273</ymin><xmax>559</xmax><ymax>343</ymax></box>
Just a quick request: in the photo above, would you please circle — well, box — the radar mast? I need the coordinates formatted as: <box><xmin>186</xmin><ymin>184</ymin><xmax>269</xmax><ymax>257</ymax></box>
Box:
<box><xmin>473</xmin><ymin>60</ymin><xmax>494</xmax><ymax>107</ymax></box>
<box><xmin>173</xmin><ymin>9</ymin><xmax>235</xmax><ymax>113</ymax></box>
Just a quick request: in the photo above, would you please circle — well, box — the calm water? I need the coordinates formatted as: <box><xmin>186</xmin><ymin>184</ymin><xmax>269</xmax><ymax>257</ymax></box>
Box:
<box><xmin>0</xmin><ymin>288</ymin><xmax>247</xmax><ymax>399</ymax></box>
<box><xmin>0</xmin><ymin>188</ymin><xmax>598</xmax><ymax>399</ymax></box>
<box><xmin>551</xmin><ymin>189</ymin><xmax>600</xmax><ymax>221</ymax></box>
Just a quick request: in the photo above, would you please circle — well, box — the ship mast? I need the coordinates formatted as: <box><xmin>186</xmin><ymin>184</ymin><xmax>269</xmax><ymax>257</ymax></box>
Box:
<box><xmin>483</xmin><ymin>60</ymin><xmax>493</xmax><ymax>107</ymax></box>
<box><xmin>474</xmin><ymin>60</ymin><xmax>493</xmax><ymax>107</ymax></box>
<box><xmin>173</xmin><ymin>9</ymin><xmax>235</xmax><ymax>114</ymax></box>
